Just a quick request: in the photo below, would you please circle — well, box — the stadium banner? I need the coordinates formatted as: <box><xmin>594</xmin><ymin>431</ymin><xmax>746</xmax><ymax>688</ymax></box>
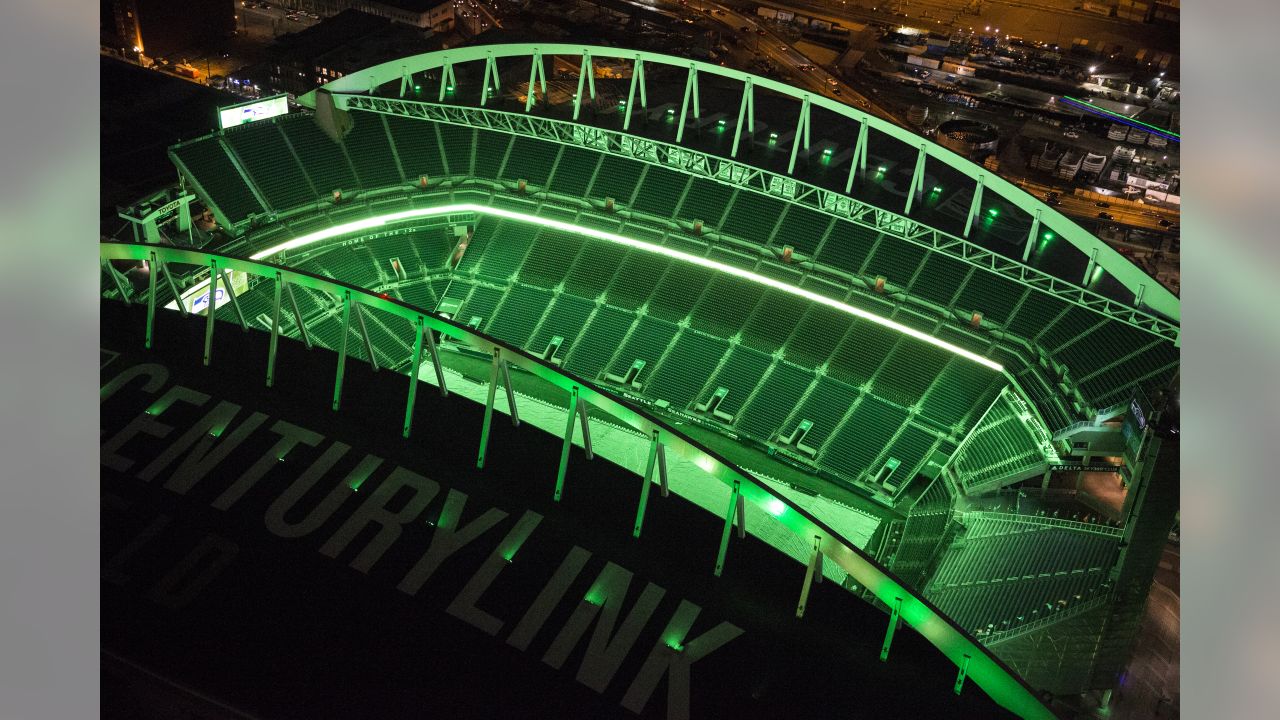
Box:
<box><xmin>1051</xmin><ymin>463</ymin><xmax>1124</xmax><ymax>473</ymax></box>
<box><xmin>166</xmin><ymin>270</ymin><xmax>249</xmax><ymax>316</ymax></box>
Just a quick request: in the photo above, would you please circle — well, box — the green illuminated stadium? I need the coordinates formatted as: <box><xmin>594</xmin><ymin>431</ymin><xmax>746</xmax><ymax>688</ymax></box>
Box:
<box><xmin>102</xmin><ymin>45</ymin><xmax>1180</xmax><ymax>720</ymax></box>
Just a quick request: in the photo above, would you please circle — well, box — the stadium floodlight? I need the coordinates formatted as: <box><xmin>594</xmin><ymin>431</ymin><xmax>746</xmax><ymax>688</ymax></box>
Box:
<box><xmin>250</xmin><ymin>205</ymin><xmax>1005</xmax><ymax>371</ymax></box>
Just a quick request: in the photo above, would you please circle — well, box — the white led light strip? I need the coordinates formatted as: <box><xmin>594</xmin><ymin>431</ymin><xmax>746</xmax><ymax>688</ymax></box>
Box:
<box><xmin>250</xmin><ymin>205</ymin><xmax>1004</xmax><ymax>371</ymax></box>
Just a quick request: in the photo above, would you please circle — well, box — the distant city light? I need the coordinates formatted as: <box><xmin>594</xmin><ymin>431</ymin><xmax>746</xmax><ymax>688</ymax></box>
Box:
<box><xmin>1088</xmin><ymin>66</ymin><xmax>1097</xmax><ymax>73</ymax></box>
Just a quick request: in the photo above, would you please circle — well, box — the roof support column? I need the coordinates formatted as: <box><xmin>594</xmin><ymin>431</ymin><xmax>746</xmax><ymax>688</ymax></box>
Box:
<box><xmin>1083</xmin><ymin>247</ymin><xmax>1100</xmax><ymax>285</ymax></box>
<box><xmin>1023</xmin><ymin>209</ymin><xmax>1042</xmax><ymax>263</ymax></box>
<box><xmin>477</xmin><ymin>347</ymin><xmax>502</xmax><ymax>469</ymax></box>
<box><xmin>576</xmin><ymin>395</ymin><xmax>591</xmax><ymax>458</ymax></box>
<box><xmin>267</xmin><ymin>271</ymin><xmax>282</xmax><ymax>388</ymax></box>
<box><xmin>795</xmin><ymin>536</ymin><xmax>823</xmax><ymax>618</ymax></box>
<box><xmin>732</xmin><ymin>79</ymin><xmax>752</xmax><ymax>159</ymax></box>
<box><xmin>692</xmin><ymin>66</ymin><xmax>701</xmax><ymax>120</ymax></box>
<box><xmin>425</xmin><ymin>325</ymin><xmax>447</xmax><ymax>396</ymax></box>
<box><xmin>787</xmin><ymin>96</ymin><xmax>811</xmax><ymax>175</ymax></box>
<box><xmin>880</xmin><ymin>596</ymin><xmax>903</xmax><ymax>661</ymax></box>
<box><xmin>202</xmin><ymin>259</ymin><xmax>217</xmax><ymax>366</ymax></box>
<box><xmin>676</xmin><ymin>65</ymin><xmax>697</xmax><ymax>144</ymax></box>
<box><xmin>954</xmin><ymin>653</ymin><xmax>972</xmax><ymax>695</ymax></box>
<box><xmin>624</xmin><ymin>56</ymin><xmax>645</xmax><ymax>131</ymax></box>
<box><xmin>480</xmin><ymin>53</ymin><xmax>499</xmax><ymax>106</ymax></box>
<box><xmin>145</xmin><ymin>250</ymin><xmax>157</xmax><ymax>349</ymax></box>
<box><xmin>713</xmin><ymin>480</ymin><xmax>742</xmax><ymax>577</ymax></box>
<box><xmin>964</xmin><ymin>175</ymin><xmax>985</xmax><ymax>238</ymax></box>
<box><xmin>284</xmin><ymin>284</ymin><xmax>312</xmax><ymax>350</ymax></box>
<box><xmin>735</xmin><ymin>489</ymin><xmax>746</xmax><ymax>539</ymax></box>
<box><xmin>657</xmin><ymin>442</ymin><xmax>668</xmax><ymax>497</ymax></box>
<box><xmin>573</xmin><ymin>51</ymin><xmax>595</xmax><ymax>121</ymax></box>
<box><xmin>903</xmin><ymin>144</ymin><xmax>926</xmax><ymax>215</ymax></box>
<box><xmin>331</xmin><ymin>289</ymin><xmax>351</xmax><ymax>411</ymax></box>
<box><xmin>554</xmin><ymin>386</ymin><xmax>581</xmax><ymax>501</ymax></box>
<box><xmin>845</xmin><ymin>119</ymin><xmax>869</xmax><ymax>193</ymax></box>
<box><xmin>525</xmin><ymin>50</ymin><xmax>547</xmax><ymax>111</ymax></box>
<box><xmin>104</xmin><ymin>260</ymin><xmax>131</xmax><ymax>306</ymax></box>
<box><xmin>500</xmin><ymin>356</ymin><xmax>520</xmax><ymax>427</ymax></box>
<box><xmin>633</xmin><ymin>430</ymin><xmax>661</xmax><ymax>538</ymax></box>
<box><xmin>218</xmin><ymin>268</ymin><xmax>247</xmax><ymax>332</ymax></box>
<box><xmin>438</xmin><ymin>58</ymin><xmax>457</xmax><ymax>102</ymax></box>
<box><xmin>161</xmin><ymin>260</ymin><xmax>187</xmax><ymax>319</ymax></box>
<box><xmin>355</xmin><ymin>304</ymin><xmax>378</xmax><ymax>372</ymax></box>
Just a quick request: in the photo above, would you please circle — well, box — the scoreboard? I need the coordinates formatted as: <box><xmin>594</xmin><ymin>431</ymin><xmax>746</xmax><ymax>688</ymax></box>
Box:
<box><xmin>217</xmin><ymin>95</ymin><xmax>289</xmax><ymax>129</ymax></box>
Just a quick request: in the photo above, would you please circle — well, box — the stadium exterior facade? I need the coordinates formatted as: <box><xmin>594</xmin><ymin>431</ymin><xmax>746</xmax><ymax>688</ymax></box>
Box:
<box><xmin>102</xmin><ymin>45</ymin><xmax>1180</xmax><ymax>719</ymax></box>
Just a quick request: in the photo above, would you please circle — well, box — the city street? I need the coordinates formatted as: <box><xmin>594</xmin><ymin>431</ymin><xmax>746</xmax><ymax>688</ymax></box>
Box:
<box><xmin>669</xmin><ymin>1</ymin><xmax>895</xmax><ymax>118</ymax></box>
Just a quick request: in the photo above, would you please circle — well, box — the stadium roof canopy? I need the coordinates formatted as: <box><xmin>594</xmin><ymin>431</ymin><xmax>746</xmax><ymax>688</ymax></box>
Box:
<box><xmin>297</xmin><ymin>44</ymin><xmax>1179</xmax><ymax>332</ymax></box>
<box><xmin>113</xmin><ymin>43</ymin><xmax>1185</xmax><ymax>720</ymax></box>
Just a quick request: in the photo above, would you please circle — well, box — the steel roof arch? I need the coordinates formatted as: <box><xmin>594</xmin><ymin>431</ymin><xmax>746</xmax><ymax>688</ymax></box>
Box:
<box><xmin>298</xmin><ymin>43</ymin><xmax>1179</xmax><ymax>328</ymax></box>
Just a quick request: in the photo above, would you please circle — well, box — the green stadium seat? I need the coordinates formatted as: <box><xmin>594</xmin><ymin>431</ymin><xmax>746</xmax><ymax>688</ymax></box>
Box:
<box><xmin>223</xmin><ymin>121</ymin><xmax>315</xmax><ymax>210</ymax></box>
<box><xmin>644</xmin><ymin>331</ymin><xmax>730</xmax><ymax>410</ymax></box>
<box><xmin>278</xmin><ymin>114</ymin><xmax>357</xmax><ymax>195</ymax></box>
<box><xmin>486</xmin><ymin>284</ymin><xmax>551</xmax><ymax>349</ymax></box>
<box><xmin>171</xmin><ymin>137</ymin><xmax>265</xmax><ymax>224</ymax></box>
<box><xmin>342</xmin><ymin>112</ymin><xmax>402</xmax><ymax>189</ymax></box>
<box><xmin>383</xmin><ymin>114</ymin><xmax>446</xmax><ymax>179</ymax></box>
<box><xmin>546</xmin><ymin>146</ymin><xmax>600</xmax><ymax>198</ymax></box>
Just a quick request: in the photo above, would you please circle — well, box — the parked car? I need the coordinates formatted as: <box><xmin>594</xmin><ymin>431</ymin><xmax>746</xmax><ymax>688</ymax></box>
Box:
<box><xmin>1158</xmin><ymin>218</ymin><xmax>1173</xmax><ymax>227</ymax></box>
<box><xmin>1064</xmin><ymin>130</ymin><xmax>1080</xmax><ymax>139</ymax></box>
<box><xmin>1097</xmin><ymin>211</ymin><xmax>1113</xmax><ymax>220</ymax></box>
<box><xmin>1094</xmin><ymin>200</ymin><xmax>1110</xmax><ymax>208</ymax></box>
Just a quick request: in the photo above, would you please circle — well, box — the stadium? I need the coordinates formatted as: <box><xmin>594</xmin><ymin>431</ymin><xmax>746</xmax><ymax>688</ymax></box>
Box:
<box><xmin>100</xmin><ymin>45</ymin><xmax>1180</xmax><ymax>720</ymax></box>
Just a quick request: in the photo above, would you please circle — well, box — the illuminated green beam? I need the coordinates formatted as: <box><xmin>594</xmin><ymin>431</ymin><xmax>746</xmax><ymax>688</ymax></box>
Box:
<box><xmin>1061</xmin><ymin>96</ymin><xmax>1180</xmax><ymax>139</ymax></box>
<box><xmin>248</xmin><ymin>205</ymin><xmax>1004</xmax><ymax>371</ymax></box>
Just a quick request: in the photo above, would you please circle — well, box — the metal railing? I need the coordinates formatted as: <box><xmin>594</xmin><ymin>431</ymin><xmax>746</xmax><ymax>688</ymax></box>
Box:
<box><xmin>959</xmin><ymin>510</ymin><xmax>1123</xmax><ymax>539</ymax></box>
<box><xmin>101</xmin><ymin>240</ymin><xmax>1055</xmax><ymax>720</ymax></box>
<box><xmin>983</xmin><ymin>592</ymin><xmax>1114</xmax><ymax>647</ymax></box>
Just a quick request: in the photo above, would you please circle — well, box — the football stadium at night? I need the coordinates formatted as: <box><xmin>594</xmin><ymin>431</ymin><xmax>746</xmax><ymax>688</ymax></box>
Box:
<box><xmin>100</xmin><ymin>44</ymin><xmax>1180</xmax><ymax>720</ymax></box>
